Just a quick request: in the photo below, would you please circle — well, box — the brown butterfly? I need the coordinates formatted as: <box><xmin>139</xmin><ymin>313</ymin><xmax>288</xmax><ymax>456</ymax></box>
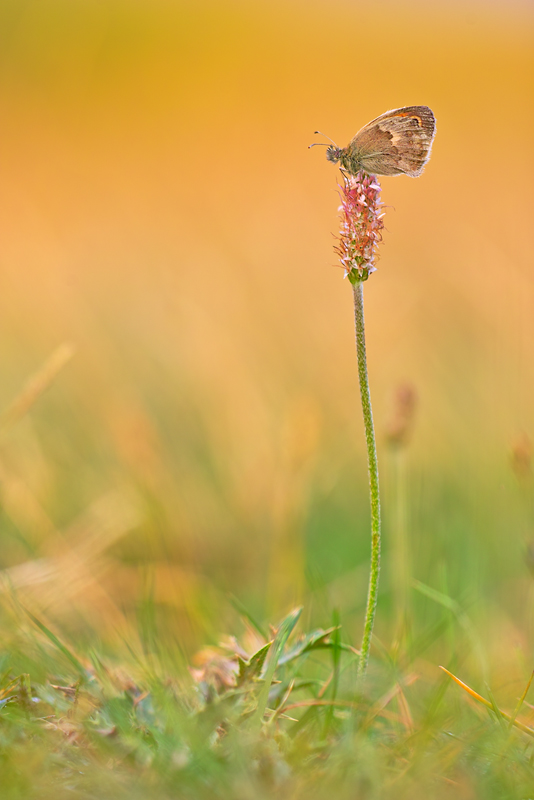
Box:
<box><xmin>311</xmin><ymin>106</ymin><xmax>436</xmax><ymax>177</ymax></box>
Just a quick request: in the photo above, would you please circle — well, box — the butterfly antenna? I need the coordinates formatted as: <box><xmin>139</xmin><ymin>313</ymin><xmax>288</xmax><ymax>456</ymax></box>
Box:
<box><xmin>308</xmin><ymin>131</ymin><xmax>338</xmax><ymax>149</ymax></box>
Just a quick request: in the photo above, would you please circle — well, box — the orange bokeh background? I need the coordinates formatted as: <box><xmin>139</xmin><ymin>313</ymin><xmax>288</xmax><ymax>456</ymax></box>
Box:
<box><xmin>0</xmin><ymin>0</ymin><xmax>533</xmax><ymax>655</ymax></box>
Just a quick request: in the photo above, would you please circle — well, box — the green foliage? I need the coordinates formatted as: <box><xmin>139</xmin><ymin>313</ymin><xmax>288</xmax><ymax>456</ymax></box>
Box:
<box><xmin>0</xmin><ymin>601</ymin><xmax>533</xmax><ymax>799</ymax></box>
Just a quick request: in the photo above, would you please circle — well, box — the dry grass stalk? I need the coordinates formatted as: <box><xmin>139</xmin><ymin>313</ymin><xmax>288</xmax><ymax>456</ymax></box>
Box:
<box><xmin>440</xmin><ymin>666</ymin><xmax>534</xmax><ymax>738</ymax></box>
<box><xmin>0</xmin><ymin>343</ymin><xmax>75</xmax><ymax>438</ymax></box>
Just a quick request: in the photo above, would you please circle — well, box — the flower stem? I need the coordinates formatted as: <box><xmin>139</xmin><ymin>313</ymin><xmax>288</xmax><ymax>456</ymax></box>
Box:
<box><xmin>352</xmin><ymin>280</ymin><xmax>381</xmax><ymax>677</ymax></box>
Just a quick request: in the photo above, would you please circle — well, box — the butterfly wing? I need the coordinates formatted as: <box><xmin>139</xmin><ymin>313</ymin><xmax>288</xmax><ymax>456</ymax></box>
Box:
<box><xmin>348</xmin><ymin>106</ymin><xmax>436</xmax><ymax>177</ymax></box>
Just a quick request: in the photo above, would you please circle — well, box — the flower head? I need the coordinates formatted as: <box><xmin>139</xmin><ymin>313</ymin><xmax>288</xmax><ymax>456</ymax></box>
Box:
<box><xmin>334</xmin><ymin>171</ymin><xmax>385</xmax><ymax>283</ymax></box>
<box><xmin>510</xmin><ymin>433</ymin><xmax>532</xmax><ymax>480</ymax></box>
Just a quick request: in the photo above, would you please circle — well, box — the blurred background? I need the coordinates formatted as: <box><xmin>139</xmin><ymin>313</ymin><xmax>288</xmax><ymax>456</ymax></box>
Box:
<box><xmin>0</xmin><ymin>0</ymin><xmax>533</xmax><ymax>680</ymax></box>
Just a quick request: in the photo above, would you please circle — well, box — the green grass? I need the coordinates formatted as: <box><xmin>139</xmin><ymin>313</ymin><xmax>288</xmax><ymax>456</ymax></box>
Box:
<box><xmin>1</xmin><ymin>599</ymin><xmax>534</xmax><ymax>799</ymax></box>
<box><xmin>1</xmin><ymin>349</ymin><xmax>534</xmax><ymax>799</ymax></box>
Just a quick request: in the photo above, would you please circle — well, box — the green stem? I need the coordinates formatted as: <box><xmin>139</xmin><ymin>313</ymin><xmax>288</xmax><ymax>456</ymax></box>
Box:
<box><xmin>352</xmin><ymin>280</ymin><xmax>381</xmax><ymax>677</ymax></box>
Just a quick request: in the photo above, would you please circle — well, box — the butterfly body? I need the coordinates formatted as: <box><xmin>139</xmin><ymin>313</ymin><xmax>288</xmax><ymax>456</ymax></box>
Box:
<box><xmin>325</xmin><ymin>106</ymin><xmax>436</xmax><ymax>178</ymax></box>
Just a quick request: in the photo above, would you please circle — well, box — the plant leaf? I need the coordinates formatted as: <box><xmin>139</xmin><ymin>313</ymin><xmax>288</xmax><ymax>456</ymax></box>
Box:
<box><xmin>237</xmin><ymin>642</ymin><xmax>271</xmax><ymax>685</ymax></box>
<box><xmin>251</xmin><ymin>607</ymin><xmax>302</xmax><ymax>730</ymax></box>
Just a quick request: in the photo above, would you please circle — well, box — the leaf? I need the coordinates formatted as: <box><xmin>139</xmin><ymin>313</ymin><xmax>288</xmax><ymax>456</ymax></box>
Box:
<box><xmin>279</xmin><ymin>626</ymin><xmax>348</xmax><ymax>665</ymax></box>
<box><xmin>322</xmin><ymin>608</ymin><xmax>341</xmax><ymax>738</ymax></box>
<box><xmin>251</xmin><ymin>607</ymin><xmax>302</xmax><ymax>730</ymax></box>
<box><xmin>237</xmin><ymin>642</ymin><xmax>271</xmax><ymax>685</ymax></box>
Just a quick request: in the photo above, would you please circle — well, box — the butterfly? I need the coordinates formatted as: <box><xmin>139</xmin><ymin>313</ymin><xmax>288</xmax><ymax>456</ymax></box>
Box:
<box><xmin>311</xmin><ymin>106</ymin><xmax>436</xmax><ymax>177</ymax></box>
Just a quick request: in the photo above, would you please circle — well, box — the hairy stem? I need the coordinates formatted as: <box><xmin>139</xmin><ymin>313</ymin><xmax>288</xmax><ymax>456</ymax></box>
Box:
<box><xmin>352</xmin><ymin>280</ymin><xmax>381</xmax><ymax>677</ymax></box>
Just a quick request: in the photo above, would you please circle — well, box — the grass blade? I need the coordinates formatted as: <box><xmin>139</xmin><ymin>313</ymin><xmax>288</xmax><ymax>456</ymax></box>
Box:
<box><xmin>414</xmin><ymin>580</ymin><xmax>486</xmax><ymax>680</ymax></box>
<box><xmin>228</xmin><ymin>594</ymin><xmax>268</xmax><ymax>640</ymax></box>
<box><xmin>440</xmin><ymin>666</ymin><xmax>534</xmax><ymax>738</ymax></box>
<box><xmin>24</xmin><ymin>607</ymin><xmax>85</xmax><ymax>676</ymax></box>
<box><xmin>0</xmin><ymin>343</ymin><xmax>75</xmax><ymax>439</ymax></box>
<box><xmin>508</xmin><ymin>669</ymin><xmax>534</xmax><ymax>732</ymax></box>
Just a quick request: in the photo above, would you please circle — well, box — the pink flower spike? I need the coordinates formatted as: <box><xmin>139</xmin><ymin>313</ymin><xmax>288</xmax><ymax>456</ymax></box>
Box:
<box><xmin>333</xmin><ymin>171</ymin><xmax>385</xmax><ymax>282</ymax></box>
